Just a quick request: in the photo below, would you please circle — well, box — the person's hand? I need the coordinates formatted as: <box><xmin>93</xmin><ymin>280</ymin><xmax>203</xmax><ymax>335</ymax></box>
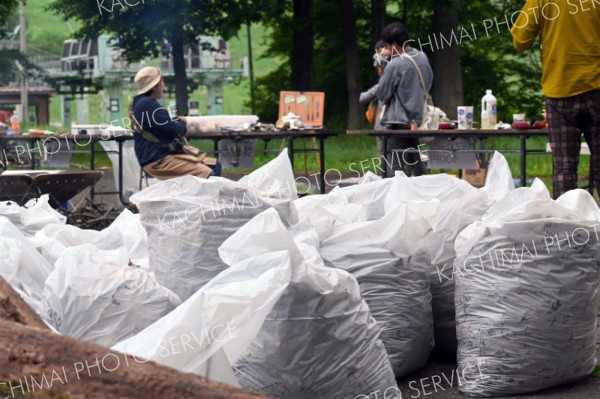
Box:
<box><xmin>179</xmin><ymin>116</ymin><xmax>188</xmax><ymax>125</ymax></box>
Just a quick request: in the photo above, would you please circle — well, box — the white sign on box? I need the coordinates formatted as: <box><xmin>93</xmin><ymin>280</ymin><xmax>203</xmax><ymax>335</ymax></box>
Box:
<box><xmin>427</xmin><ymin>137</ymin><xmax>478</xmax><ymax>169</ymax></box>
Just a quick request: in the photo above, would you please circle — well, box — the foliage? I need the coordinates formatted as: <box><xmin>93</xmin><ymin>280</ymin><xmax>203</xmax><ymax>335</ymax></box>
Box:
<box><xmin>250</xmin><ymin>0</ymin><xmax>376</xmax><ymax>128</ymax></box>
<box><xmin>252</xmin><ymin>0</ymin><xmax>544</xmax><ymax>128</ymax></box>
<box><xmin>0</xmin><ymin>0</ymin><xmax>48</xmax><ymax>86</ymax></box>
<box><xmin>46</xmin><ymin>1</ymin><xmax>212</xmax><ymax>61</ymax></box>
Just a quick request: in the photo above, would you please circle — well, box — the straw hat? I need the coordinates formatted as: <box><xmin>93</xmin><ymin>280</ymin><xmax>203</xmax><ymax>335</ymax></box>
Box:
<box><xmin>134</xmin><ymin>66</ymin><xmax>162</xmax><ymax>95</ymax></box>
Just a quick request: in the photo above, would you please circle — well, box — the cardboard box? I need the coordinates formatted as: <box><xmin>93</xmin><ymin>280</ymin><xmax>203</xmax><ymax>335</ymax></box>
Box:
<box><xmin>278</xmin><ymin>91</ymin><xmax>325</xmax><ymax>127</ymax></box>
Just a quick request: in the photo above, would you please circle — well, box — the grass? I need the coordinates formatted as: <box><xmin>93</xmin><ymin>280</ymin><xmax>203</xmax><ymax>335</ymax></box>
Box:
<box><xmin>44</xmin><ymin>134</ymin><xmax>594</xmax><ymax>189</ymax></box>
<box><xmin>594</xmin><ymin>364</ymin><xmax>600</xmax><ymax>377</ymax></box>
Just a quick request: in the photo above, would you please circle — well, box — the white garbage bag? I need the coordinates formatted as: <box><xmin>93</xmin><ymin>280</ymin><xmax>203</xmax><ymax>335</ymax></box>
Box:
<box><xmin>34</xmin><ymin>209</ymin><xmax>147</xmax><ymax>267</ymax></box>
<box><xmin>384</xmin><ymin>173</ymin><xmax>491</xmax><ymax>356</ymax></box>
<box><xmin>131</xmin><ymin>151</ymin><xmax>298</xmax><ymax>301</ymax></box>
<box><xmin>294</xmin><ymin>191</ymin><xmax>365</xmax><ymax>239</ymax></box>
<box><xmin>334</xmin><ymin>175</ymin><xmax>396</xmax><ymax>221</ymax></box>
<box><xmin>319</xmin><ymin>202</ymin><xmax>436</xmax><ymax>377</ymax></box>
<box><xmin>0</xmin><ymin>216</ymin><xmax>54</xmax><ymax>314</ymax></box>
<box><xmin>42</xmin><ymin>245</ymin><xmax>181</xmax><ymax>347</ymax></box>
<box><xmin>219</xmin><ymin>209</ymin><xmax>400</xmax><ymax>399</ymax></box>
<box><xmin>454</xmin><ymin>185</ymin><xmax>600</xmax><ymax>396</ymax></box>
<box><xmin>238</xmin><ymin>149</ymin><xmax>298</xmax><ymax>200</ymax></box>
<box><xmin>113</xmin><ymin>249</ymin><xmax>293</xmax><ymax>387</ymax></box>
<box><xmin>0</xmin><ymin>195</ymin><xmax>65</xmax><ymax>237</ymax></box>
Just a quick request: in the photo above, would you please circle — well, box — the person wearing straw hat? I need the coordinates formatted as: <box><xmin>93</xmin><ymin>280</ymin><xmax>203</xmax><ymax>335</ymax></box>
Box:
<box><xmin>130</xmin><ymin>66</ymin><xmax>220</xmax><ymax>180</ymax></box>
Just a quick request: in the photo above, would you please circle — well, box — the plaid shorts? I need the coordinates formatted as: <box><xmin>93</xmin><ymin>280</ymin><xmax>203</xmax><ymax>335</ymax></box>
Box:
<box><xmin>546</xmin><ymin>89</ymin><xmax>600</xmax><ymax>198</ymax></box>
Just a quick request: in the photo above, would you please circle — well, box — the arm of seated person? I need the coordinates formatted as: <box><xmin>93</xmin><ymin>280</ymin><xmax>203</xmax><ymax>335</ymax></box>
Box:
<box><xmin>146</xmin><ymin>100</ymin><xmax>187</xmax><ymax>139</ymax></box>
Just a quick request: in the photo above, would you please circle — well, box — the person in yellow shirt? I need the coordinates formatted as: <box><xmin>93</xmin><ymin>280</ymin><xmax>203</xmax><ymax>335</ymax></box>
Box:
<box><xmin>511</xmin><ymin>1</ymin><xmax>600</xmax><ymax>198</ymax></box>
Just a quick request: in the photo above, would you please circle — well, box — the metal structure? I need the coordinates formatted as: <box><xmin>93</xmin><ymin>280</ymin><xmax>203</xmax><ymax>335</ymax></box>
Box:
<box><xmin>35</xmin><ymin>35</ymin><xmax>247</xmax><ymax>126</ymax></box>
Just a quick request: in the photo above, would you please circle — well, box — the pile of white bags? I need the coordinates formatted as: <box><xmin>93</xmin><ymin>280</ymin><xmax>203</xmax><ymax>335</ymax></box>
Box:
<box><xmin>333</xmin><ymin>172</ymin><xmax>396</xmax><ymax>221</ymax></box>
<box><xmin>0</xmin><ymin>195</ymin><xmax>65</xmax><ymax>237</ymax></box>
<box><xmin>131</xmin><ymin>149</ymin><xmax>298</xmax><ymax>301</ymax></box>
<box><xmin>318</xmin><ymin>202</ymin><xmax>435</xmax><ymax>377</ymax></box>
<box><xmin>454</xmin><ymin>182</ymin><xmax>600</xmax><ymax>396</ymax></box>
<box><xmin>383</xmin><ymin>152</ymin><xmax>514</xmax><ymax>355</ymax></box>
<box><xmin>113</xmin><ymin>245</ymin><xmax>293</xmax><ymax>387</ymax></box>
<box><xmin>42</xmin><ymin>245</ymin><xmax>180</xmax><ymax>347</ymax></box>
<box><xmin>34</xmin><ymin>209</ymin><xmax>148</xmax><ymax>267</ymax></box>
<box><xmin>219</xmin><ymin>209</ymin><xmax>400</xmax><ymax>399</ymax></box>
<box><xmin>0</xmin><ymin>216</ymin><xmax>54</xmax><ymax>314</ymax></box>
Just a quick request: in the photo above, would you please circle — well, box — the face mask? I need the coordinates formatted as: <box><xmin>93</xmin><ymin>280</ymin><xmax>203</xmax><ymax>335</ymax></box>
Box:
<box><xmin>373</xmin><ymin>50</ymin><xmax>390</xmax><ymax>67</ymax></box>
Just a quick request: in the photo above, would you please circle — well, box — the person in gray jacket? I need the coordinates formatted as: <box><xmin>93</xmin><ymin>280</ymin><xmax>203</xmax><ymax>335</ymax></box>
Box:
<box><xmin>377</xmin><ymin>22</ymin><xmax>433</xmax><ymax>176</ymax></box>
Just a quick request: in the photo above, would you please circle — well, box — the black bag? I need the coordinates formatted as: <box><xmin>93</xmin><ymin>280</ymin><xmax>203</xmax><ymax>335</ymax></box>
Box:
<box><xmin>166</xmin><ymin>138</ymin><xmax>185</xmax><ymax>155</ymax></box>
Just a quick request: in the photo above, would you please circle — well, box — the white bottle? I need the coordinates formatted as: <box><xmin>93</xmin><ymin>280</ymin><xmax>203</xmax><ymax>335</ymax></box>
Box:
<box><xmin>481</xmin><ymin>89</ymin><xmax>497</xmax><ymax>130</ymax></box>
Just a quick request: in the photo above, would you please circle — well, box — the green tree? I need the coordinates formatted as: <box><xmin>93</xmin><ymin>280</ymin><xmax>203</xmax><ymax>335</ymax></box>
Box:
<box><xmin>46</xmin><ymin>0</ymin><xmax>262</xmax><ymax>115</ymax></box>
<box><xmin>253</xmin><ymin>0</ymin><xmax>544</xmax><ymax>128</ymax></box>
<box><xmin>0</xmin><ymin>0</ymin><xmax>44</xmax><ymax>86</ymax></box>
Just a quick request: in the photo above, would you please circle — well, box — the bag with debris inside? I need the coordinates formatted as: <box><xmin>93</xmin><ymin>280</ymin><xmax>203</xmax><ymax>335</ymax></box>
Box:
<box><xmin>219</xmin><ymin>209</ymin><xmax>400</xmax><ymax>399</ymax></box>
<box><xmin>383</xmin><ymin>173</ymin><xmax>490</xmax><ymax>356</ymax></box>
<box><xmin>294</xmin><ymin>190</ymin><xmax>366</xmax><ymax>240</ymax></box>
<box><xmin>333</xmin><ymin>172</ymin><xmax>396</xmax><ymax>221</ymax></box>
<box><xmin>383</xmin><ymin>152</ymin><xmax>513</xmax><ymax>356</ymax></box>
<box><xmin>131</xmin><ymin>149</ymin><xmax>298</xmax><ymax>301</ymax></box>
<box><xmin>33</xmin><ymin>209</ymin><xmax>148</xmax><ymax>267</ymax></box>
<box><xmin>113</xmin><ymin>247</ymin><xmax>293</xmax><ymax>387</ymax></box>
<box><xmin>42</xmin><ymin>244</ymin><xmax>181</xmax><ymax>347</ymax></box>
<box><xmin>0</xmin><ymin>216</ymin><xmax>54</xmax><ymax>314</ymax></box>
<box><xmin>318</xmin><ymin>202</ymin><xmax>436</xmax><ymax>378</ymax></box>
<box><xmin>0</xmin><ymin>195</ymin><xmax>65</xmax><ymax>237</ymax></box>
<box><xmin>454</xmin><ymin>182</ymin><xmax>600</xmax><ymax>396</ymax></box>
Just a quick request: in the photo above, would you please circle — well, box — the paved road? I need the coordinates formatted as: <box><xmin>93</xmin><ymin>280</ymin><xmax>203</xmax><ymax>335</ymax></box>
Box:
<box><xmin>397</xmin><ymin>360</ymin><xmax>600</xmax><ymax>399</ymax></box>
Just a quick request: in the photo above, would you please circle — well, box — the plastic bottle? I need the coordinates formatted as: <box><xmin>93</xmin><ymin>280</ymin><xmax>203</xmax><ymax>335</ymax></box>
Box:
<box><xmin>481</xmin><ymin>90</ymin><xmax>497</xmax><ymax>130</ymax></box>
<box><xmin>9</xmin><ymin>112</ymin><xmax>20</xmax><ymax>135</ymax></box>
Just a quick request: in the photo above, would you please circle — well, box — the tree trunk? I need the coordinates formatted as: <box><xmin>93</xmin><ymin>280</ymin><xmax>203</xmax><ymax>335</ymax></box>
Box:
<box><xmin>0</xmin><ymin>321</ymin><xmax>270</xmax><ymax>399</ymax></box>
<box><xmin>0</xmin><ymin>277</ymin><xmax>48</xmax><ymax>329</ymax></box>
<box><xmin>340</xmin><ymin>0</ymin><xmax>363</xmax><ymax>130</ymax></box>
<box><xmin>171</xmin><ymin>25</ymin><xmax>189</xmax><ymax>116</ymax></box>
<box><xmin>371</xmin><ymin>0</ymin><xmax>386</xmax><ymax>84</ymax></box>
<box><xmin>432</xmin><ymin>0</ymin><xmax>464</xmax><ymax>119</ymax></box>
<box><xmin>291</xmin><ymin>0</ymin><xmax>314</xmax><ymax>91</ymax></box>
<box><xmin>370</xmin><ymin>0</ymin><xmax>386</xmax><ymax>83</ymax></box>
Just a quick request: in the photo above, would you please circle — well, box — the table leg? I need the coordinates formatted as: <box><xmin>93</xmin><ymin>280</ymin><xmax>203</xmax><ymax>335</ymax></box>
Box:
<box><xmin>30</xmin><ymin>139</ymin><xmax>36</xmax><ymax>169</ymax></box>
<box><xmin>319</xmin><ymin>136</ymin><xmax>326</xmax><ymax>194</ymax></box>
<box><xmin>90</xmin><ymin>140</ymin><xmax>96</xmax><ymax>202</ymax></box>
<box><xmin>520</xmin><ymin>135</ymin><xmax>527</xmax><ymax>187</ymax></box>
<box><xmin>288</xmin><ymin>138</ymin><xmax>295</xmax><ymax>168</ymax></box>
<box><xmin>118</xmin><ymin>140</ymin><xmax>127</xmax><ymax>206</ymax></box>
<box><xmin>382</xmin><ymin>136</ymin><xmax>388</xmax><ymax>178</ymax></box>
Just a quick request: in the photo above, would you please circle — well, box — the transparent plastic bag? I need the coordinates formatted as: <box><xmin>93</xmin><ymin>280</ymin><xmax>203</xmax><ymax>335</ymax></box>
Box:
<box><xmin>131</xmin><ymin>151</ymin><xmax>298</xmax><ymax>301</ymax></box>
<box><xmin>454</xmin><ymin>185</ymin><xmax>600</xmax><ymax>396</ymax></box>
<box><xmin>0</xmin><ymin>216</ymin><xmax>54</xmax><ymax>314</ymax></box>
<box><xmin>219</xmin><ymin>209</ymin><xmax>400</xmax><ymax>399</ymax></box>
<box><xmin>319</xmin><ymin>202</ymin><xmax>436</xmax><ymax>377</ymax></box>
<box><xmin>113</xmin><ymin>249</ymin><xmax>292</xmax><ymax>387</ymax></box>
<box><xmin>42</xmin><ymin>245</ymin><xmax>180</xmax><ymax>347</ymax></box>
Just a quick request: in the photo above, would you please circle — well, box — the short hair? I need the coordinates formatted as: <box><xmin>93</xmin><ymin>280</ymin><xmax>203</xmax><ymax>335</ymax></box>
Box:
<box><xmin>381</xmin><ymin>22</ymin><xmax>410</xmax><ymax>46</ymax></box>
<box><xmin>375</xmin><ymin>40</ymin><xmax>387</xmax><ymax>50</ymax></box>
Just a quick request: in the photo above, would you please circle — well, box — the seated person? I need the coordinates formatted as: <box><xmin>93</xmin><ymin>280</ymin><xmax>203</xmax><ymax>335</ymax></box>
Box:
<box><xmin>131</xmin><ymin>66</ymin><xmax>221</xmax><ymax>180</ymax></box>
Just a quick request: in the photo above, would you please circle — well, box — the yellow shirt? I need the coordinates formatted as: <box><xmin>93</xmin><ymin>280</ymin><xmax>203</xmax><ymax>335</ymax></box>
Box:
<box><xmin>510</xmin><ymin>0</ymin><xmax>600</xmax><ymax>98</ymax></box>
